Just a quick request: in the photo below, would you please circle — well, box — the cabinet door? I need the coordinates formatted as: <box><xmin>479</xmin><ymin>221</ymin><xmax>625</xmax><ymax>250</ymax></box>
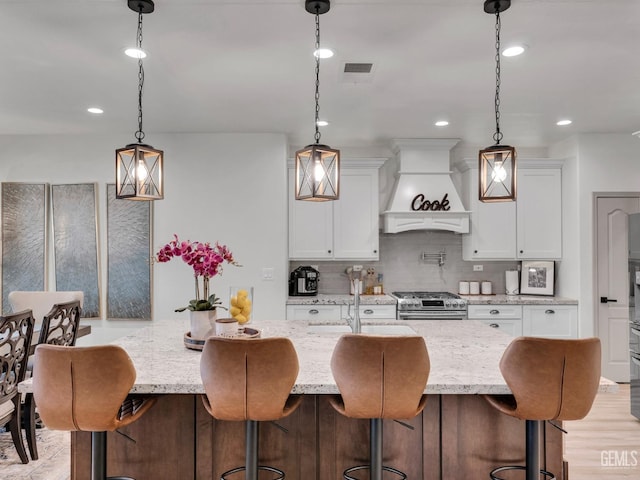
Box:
<box><xmin>286</xmin><ymin>304</ymin><xmax>342</xmax><ymax>321</ymax></box>
<box><xmin>288</xmin><ymin>169</ymin><xmax>334</xmax><ymax>259</ymax></box>
<box><xmin>467</xmin><ymin>304</ymin><xmax>523</xmax><ymax>319</ymax></box>
<box><xmin>522</xmin><ymin>305</ymin><xmax>577</xmax><ymax>338</ymax></box>
<box><xmin>462</xmin><ymin>167</ymin><xmax>516</xmax><ymax>260</ymax></box>
<box><xmin>478</xmin><ymin>319</ymin><xmax>523</xmax><ymax>336</ymax></box>
<box><xmin>333</xmin><ymin>168</ymin><xmax>380</xmax><ymax>260</ymax></box>
<box><xmin>358</xmin><ymin>304</ymin><xmax>396</xmax><ymax>320</ymax></box>
<box><xmin>517</xmin><ymin>168</ymin><xmax>562</xmax><ymax>259</ymax></box>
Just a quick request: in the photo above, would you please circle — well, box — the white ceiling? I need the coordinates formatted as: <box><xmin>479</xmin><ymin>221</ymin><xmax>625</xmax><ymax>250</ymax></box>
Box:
<box><xmin>2</xmin><ymin>0</ymin><xmax>639</xmax><ymax>150</ymax></box>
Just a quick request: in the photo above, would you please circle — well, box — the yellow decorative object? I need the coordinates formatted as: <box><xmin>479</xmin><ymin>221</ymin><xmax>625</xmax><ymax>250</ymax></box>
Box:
<box><xmin>229</xmin><ymin>286</ymin><xmax>253</xmax><ymax>324</ymax></box>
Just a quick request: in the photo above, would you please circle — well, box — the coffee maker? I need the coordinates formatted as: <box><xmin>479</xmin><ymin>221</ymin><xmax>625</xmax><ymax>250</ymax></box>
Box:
<box><xmin>289</xmin><ymin>266</ymin><xmax>319</xmax><ymax>296</ymax></box>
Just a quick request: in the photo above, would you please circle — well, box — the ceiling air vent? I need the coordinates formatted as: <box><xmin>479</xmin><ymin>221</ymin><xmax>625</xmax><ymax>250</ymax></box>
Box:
<box><xmin>342</xmin><ymin>63</ymin><xmax>375</xmax><ymax>83</ymax></box>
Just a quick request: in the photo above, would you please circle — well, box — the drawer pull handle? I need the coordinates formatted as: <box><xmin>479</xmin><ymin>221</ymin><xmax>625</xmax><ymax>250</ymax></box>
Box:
<box><xmin>363</xmin><ymin>309</ymin><xmax>374</xmax><ymax>315</ymax></box>
<box><xmin>545</xmin><ymin>309</ymin><xmax>555</xmax><ymax>314</ymax></box>
<box><xmin>489</xmin><ymin>309</ymin><xmax>500</xmax><ymax>315</ymax></box>
<box><xmin>309</xmin><ymin>309</ymin><xmax>319</xmax><ymax>315</ymax></box>
<box><xmin>489</xmin><ymin>323</ymin><xmax>500</xmax><ymax>328</ymax></box>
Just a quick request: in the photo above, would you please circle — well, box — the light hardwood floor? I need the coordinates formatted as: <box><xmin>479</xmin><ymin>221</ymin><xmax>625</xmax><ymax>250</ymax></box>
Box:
<box><xmin>565</xmin><ymin>384</ymin><xmax>640</xmax><ymax>479</ymax></box>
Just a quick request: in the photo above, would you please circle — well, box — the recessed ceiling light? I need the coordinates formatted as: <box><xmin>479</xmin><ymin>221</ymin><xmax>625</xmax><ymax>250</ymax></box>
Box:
<box><xmin>435</xmin><ymin>120</ymin><xmax>449</xmax><ymax>127</ymax></box>
<box><xmin>556</xmin><ymin>119</ymin><xmax>572</xmax><ymax>126</ymax></box>
<box><xmin>87</xmin><ymin>107</ymin><xmax>104</xmax><ymax>114</ymax></box>
<box><xmin>316</xmin><ymin>120</ymin><xmax>329</xmax><ymax>127</ymax></box>
<box><xmin>502</xmin><ymin>44</ymin><xmax>527</xmax><ymax>57</ymax></box>
<box><xmin>313</xmin><ymin>48</ymin><xmax>334</xmax><ymax>59</ymax></box>
<box><xmin>125</xmin><ymin>47</ymin><xmax>146</xmax><ymax>59</ymax></box>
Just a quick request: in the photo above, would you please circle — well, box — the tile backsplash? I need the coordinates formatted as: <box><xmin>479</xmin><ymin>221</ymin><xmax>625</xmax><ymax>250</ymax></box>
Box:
<box><xmin>290</xmin><ymin>230</ymin><xmax>519</xmax><ymax>295</ymax></box>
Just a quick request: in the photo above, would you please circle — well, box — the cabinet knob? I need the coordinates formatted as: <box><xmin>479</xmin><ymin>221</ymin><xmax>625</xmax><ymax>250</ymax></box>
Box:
<box><xmin>309</xmin><ymin>309</ymin><xmax>319</xmax><ymax>315</ymax></box>
<box><xmin>474</xmin><ymin>250</ymin><xmax>478</xmax><ymax>254</ymax></box>
<box><xmin>545</xmin><ymin>309</ymin><xmax>555</xmax><ymax>314</ymax></box>
<box><xmin>489</xmin><ymin>323</ymin><xmax>500</xmax><ymax>328</ymax></box>
<box><xmin>520</xmin><ymin>250</ymin><xmax>524</xmax><ymax>254</ymax></box>
<box><xmin>328</xmin><ymin>250</ymin><xmax>332</xmax><ymax>254</ymax></box>
<box><xmin>373</xmin><ymin>250</ymin><xmax>377</xmax><ymax>254</ymax></box>
<box><xmin>489</xmin><ymin>309</ymin><xmax>500</xmax><ymax>315</ymax></box>
<box><xmin>363</xmin><ymin>309</ymin><xmax>374</xmax><ymax>315</ymax></box>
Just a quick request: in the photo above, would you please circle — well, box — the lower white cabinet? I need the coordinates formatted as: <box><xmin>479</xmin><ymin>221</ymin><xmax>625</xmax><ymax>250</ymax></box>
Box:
<box><xmin>522</xmin><ymin>305</ymin><xmax>578</xmax><ymax>339</ymax></box>
<box><xmin>286</xmin><ymin>305</ymin><xmax>342</xmax><ymax>321</ymax></box>
<box><xmin>286</xmin><ymin>304</ymin><xmax>396</xmax><ymax>321</ymax></box>
<box><xmin>467</xmin><ymin>305</ymin><xmax>523</xmax><ymax>337</ymax></box>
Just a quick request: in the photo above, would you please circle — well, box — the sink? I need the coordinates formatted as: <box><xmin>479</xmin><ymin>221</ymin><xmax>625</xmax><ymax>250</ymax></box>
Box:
<box><xmin>307</xmin><ymin>324</ymin><xmax>416</xmax><ymax>335</ymax></box>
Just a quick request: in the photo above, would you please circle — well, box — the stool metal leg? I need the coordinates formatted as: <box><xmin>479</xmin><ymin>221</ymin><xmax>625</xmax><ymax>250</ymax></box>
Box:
<box><xmin>343</xmin><ymin>418</ymin><xmax>407</xmax><ymax>480</ymax></box>
<box><xmin>246</xmin><ymin>420</ymin><xmax>258</xmax><ymax>480</ymax></box>
<box><xmin>489</xmin><ymin>420</ymin><xmax>555</xmax><ymax>480</ymax></box>
<box><xmin>91</xmin><ymin>431</ymin><xmax>107</xmax><ymax>480</ymax></box>
<box><xmin>221</xmin><ymin>420</ymin><xmax>285</xmax><ymax>480</ymax></box>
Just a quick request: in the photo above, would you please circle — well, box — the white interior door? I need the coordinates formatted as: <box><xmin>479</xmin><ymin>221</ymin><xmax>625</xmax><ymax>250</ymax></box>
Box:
<box><xmin>596</xmin><ymin>196</ymin><xmax>640</xmax><ymax>382</ymax></box>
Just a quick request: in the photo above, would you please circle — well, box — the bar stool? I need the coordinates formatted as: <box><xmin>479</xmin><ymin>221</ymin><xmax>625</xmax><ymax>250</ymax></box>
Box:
<box><xmin>32</xmin><ymin>344</ymin><xmax>157</xmax><ymax>480</ymax></box>
<box><xmin>329</xmin><ymin>334</ymin><xmax>430</xmax><ymax>480</ymax></box>
<box><xmin>484</xmin><ymin>337</ymin><xmax>601</xmax><ymax>480</ymax></box>
<box><xmin>200</xmin><ymin>336</ymin><xmax>302</xmax><ymax>480</ymax></box>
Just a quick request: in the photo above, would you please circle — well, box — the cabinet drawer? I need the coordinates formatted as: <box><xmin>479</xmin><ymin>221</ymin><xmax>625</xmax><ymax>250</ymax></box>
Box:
<box><xmin>523</xmin><ymin>305</ymin><xmax>578</xmax><ymax>339</ymax></box>
<box><xmin>286</xmin><ymin>305</ymin><xmax>342</xmax><ymax>321</ymax></box>
<box><xmin>356</xmin><ymin>305</ymin><xmax>396</xmax><ymax>319</ymax></box>
<box><xmin>478</xmin><ymin>319</ymin><xmax>523</xmax><ymax>337</ymax></box>
<box><xmin>467</xmin><ymin>305</ymin><xmax>523</xmax><ymax>320</ymax></box>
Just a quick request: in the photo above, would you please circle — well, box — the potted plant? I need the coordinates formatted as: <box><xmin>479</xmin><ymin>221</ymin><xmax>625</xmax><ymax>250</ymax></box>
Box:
<box><xmin>156</xmin><ymin>234</ymin><xmax>240</xmax><ymax>339</ymax></box>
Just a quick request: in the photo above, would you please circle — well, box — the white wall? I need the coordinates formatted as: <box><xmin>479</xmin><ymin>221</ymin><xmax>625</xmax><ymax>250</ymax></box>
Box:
<box><xmin>0</xmin><ymin>133</ymin><xmax>289</xmax><ymax>342</ymax></box>
<box><xmin>551</xmin><ymin>134</ymin><xmax>640</xmax><ymax>337</ymax></box>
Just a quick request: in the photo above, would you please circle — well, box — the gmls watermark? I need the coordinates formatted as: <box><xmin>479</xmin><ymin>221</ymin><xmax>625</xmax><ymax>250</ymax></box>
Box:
<box><xmin>600</xmin><ymin>450</ymin><xmax>639</xmax><ymax>468</ymax></box>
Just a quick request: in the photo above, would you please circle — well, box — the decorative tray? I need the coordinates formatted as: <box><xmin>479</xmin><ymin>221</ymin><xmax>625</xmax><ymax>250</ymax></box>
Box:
<box><xmin>183</xmin><ymin>327</ymin><xmax>261</xmax><ymax>351</ymax></box>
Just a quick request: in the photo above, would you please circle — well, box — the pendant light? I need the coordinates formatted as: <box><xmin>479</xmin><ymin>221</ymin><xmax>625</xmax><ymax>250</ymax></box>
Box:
<box><xmin>116</xmin><ymin>0</ymin><xmax>164</xmax><ymax>201</ymax></box>
<box><xmin>479</xmin><ymin>0</ymin><xmax>516</xmax><ymax>203</ymax></box>
<box><xmin>295</xmin><ymin>0</ymin><xmax>340</xmax><ymax>202</ymax></box>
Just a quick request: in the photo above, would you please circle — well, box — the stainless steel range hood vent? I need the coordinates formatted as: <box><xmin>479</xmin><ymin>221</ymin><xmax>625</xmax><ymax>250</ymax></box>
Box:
<box><xmin>382</xmin><ymin>139</ymin><xmax>470</xmax><ymax>234</ymax></box>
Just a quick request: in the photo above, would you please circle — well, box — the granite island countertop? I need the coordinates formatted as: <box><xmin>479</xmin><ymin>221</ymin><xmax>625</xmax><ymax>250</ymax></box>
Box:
<box><xmin>287</xmin><ymin>294</ymin><xmax>396</xmax><ymax>305</ymax></box>
<box><xmin>20</xmin><ymin>317</ymin><xmax>613</xmax><ymax>397</ymax></box>
<box><xmin>461</xmin><ymin>294</ymin><xmax>578</xmax><ymax>305</ymax></box>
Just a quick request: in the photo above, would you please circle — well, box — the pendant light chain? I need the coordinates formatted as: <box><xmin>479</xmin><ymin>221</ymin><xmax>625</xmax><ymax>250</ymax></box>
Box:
<box><xmin>493</xmin><ymin>10</ymin><xmax>503</xmax><ymax>145</ymax></box>
<box><xmin>314</xmin><ymin>9</ymin><xmax>321</xmax><ymax>145</ymax></box>
<box><xmin>135</xmin><ymin>10</ymin><xmax>146</xmax><ymax>144</ymax></box>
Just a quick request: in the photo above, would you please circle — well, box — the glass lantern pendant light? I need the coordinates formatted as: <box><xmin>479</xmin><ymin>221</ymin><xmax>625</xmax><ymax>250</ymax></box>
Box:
<box><xmin>116</xmin><ymin>0</ymin><xmax>164</xmax><ymax>200</ymax></box>
<box><xmin>295</xmin><ymin>0</ymin><xmax>340</xmax><ymax>202</ymax></box>
<box><xmin>479</xmin><ymin>0</ymin><xmax>516</xmax><ymax>203</ymax></box>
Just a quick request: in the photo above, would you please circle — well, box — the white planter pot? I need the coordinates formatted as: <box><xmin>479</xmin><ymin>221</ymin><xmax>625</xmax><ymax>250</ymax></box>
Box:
<box><xmin>189</xmin><ymin>309</ymin><xmax>217</xmax><ymax>340</ymax></box>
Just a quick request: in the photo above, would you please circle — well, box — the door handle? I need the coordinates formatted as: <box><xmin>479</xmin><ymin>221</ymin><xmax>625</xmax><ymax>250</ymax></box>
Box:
<box><xmin>600</xmin><ymin>297</ymin><xmax>618</xmax><ymax>303</ymax></box>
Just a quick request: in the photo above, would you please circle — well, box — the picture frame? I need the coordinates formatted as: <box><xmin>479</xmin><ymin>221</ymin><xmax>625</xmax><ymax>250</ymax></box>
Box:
<box><xmin>520</xmin><ymin>260</ymin><xmax>555</xmax><ymax>296</ymax></box>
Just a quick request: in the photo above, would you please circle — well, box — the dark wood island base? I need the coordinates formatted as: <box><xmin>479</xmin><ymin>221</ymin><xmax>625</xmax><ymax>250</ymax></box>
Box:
<box><xmin>71</xmin><ymin>393</ymin><xmax>564</xmax><ymax>480</ymax></box>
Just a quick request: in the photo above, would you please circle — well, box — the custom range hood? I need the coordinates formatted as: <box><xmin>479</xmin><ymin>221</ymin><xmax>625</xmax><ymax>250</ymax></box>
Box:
<box><xmin>382</xmin><ymin>139</ymin><xmax>470</xmax><ymax>234</ymax></box>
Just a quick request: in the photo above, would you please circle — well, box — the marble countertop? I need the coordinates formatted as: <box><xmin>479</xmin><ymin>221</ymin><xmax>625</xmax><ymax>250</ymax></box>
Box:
<box><xmin>287</xmin><ymin>294</ymin><xmax>396</xmax><ymax>305</ymax></box>
<box><xmin>461</xmin><ymin>294</ymin><xmax>578</xmax><ymax>305</ymax></box>
<box><xmin>20</xmin><ymin>318</ymin><xmax>615</xmax><ymax>397</ymax></box>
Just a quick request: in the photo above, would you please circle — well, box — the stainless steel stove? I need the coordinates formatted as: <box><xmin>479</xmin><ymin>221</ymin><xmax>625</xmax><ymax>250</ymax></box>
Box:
<box><xmin>390</xmin><ymin>291</ymin><xmax>468</xmax><ymax>320</ymax></box>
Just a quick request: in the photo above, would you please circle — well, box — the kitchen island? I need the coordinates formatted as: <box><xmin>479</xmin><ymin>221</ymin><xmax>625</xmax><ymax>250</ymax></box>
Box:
<box><xmin>40</xmin><ymin>318</ymin><xmax>614</xmax><ymax>480</ymax></box>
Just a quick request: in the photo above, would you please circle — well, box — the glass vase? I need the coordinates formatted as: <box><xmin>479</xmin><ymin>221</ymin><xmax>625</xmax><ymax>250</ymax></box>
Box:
<box><xmin>229</xmin><ymin>287</ymin><xmax>253</xmax><ymax>325</ymax></box>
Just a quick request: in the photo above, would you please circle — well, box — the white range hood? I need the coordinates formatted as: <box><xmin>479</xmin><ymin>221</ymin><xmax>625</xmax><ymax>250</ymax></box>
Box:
<box><xmin>382</xmin><ymin>139</ymin><xmax>470</xmax><ymax>234</ymax></box>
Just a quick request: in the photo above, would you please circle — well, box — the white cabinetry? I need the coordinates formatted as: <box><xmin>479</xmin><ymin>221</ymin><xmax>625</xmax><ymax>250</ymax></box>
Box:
<box><xmin>467</xmin><ymin>304</ymin><xmax>523</xmax><ymax>336</ymax></box>
<box><xmin>286</xmin><ymin>304</ymin><xmax>342</xmax><ymax>321</ymax></box>
<box><xmin>288</xmin><ymin>160</ymin><xmax>384</xmax><ymax>260</ymax></box>
<box><xmin>522</xmin><ymin>305</ymin><xmax>578</xmax><ymax>339</ymax></box>
<box><xmin>285</xmin><ymin>303</ymin><xmax>396</xmax><ymax>321</ymax></box>
<box><xmin>458</xmin><ymin>160</ymin><xmax>562</xmax><ymax>260</ymax></box>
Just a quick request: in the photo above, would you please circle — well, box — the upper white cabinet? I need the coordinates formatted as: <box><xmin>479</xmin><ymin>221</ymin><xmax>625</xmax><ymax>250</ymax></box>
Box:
<box><xmin>288</xmin><ymin>160</ymin><xmax>384</xmax><ymax>260</ymax></box>
<box><xmin>458</xmin><ymin>160</ymin><xmax>563</xmax><ymax>260</ymax></box>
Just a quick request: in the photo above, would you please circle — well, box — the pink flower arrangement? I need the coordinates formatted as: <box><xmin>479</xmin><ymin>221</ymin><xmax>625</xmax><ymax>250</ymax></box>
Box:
<box><xmin>156</xmin><ymin>234</ymin><xmax>240</xmax><ymax>311</ymax></box>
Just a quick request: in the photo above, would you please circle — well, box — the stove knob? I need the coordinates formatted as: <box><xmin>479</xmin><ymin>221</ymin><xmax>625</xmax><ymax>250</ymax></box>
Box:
<box><xmin>445</xmin><ymin>300</ymin><xmax>451</xmax><ymax>308</ymax></box>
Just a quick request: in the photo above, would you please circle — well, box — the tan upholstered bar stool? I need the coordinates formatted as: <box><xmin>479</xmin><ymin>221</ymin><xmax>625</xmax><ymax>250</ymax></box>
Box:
<box><xmin>200</xmin><ymin>336</ymin><xmax>302</xmax><ymax>480</ymax></box>
<box><xmin>484</xmin><ymin>337</ymin><xmax>601</xmax><ymax>480</ymax></box>
<box><xmin>329</xmin><ymin>334</ymin><xmax>430</xmax><ymax>480</ymax></box>
<box><xmin>32</xmin><ymin>344</ymin><xmax>157</xmax><ymax>480</ymax></box>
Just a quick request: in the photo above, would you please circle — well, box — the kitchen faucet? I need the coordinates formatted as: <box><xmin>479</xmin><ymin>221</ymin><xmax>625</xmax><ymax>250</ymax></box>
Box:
<box><xmin>346</xmin><ymin>278</ymin><xmax>362</xmax><ymax>333</ymax></box>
